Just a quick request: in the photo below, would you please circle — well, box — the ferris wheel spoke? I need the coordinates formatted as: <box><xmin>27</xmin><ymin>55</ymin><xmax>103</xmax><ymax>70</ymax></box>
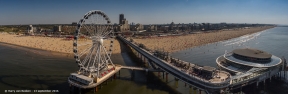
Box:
<box><xmin>103</xmin><ymin>29</ymin><xmax>112</xmax><ymax>38</ymax></box>
<box><xmin>86</xmin><ymin>45</ymin><xmax>97</xmax><ymax>72</ymax></box>
<box><xmin>78</xmin><ymin>42</ymin><xmax>92</xmax><ymax>46</ymax></box>
<box><xmin>78</xmin><ymin>46</ymin><xmax>93</xmax><ymax>58</ymax></box>
<box><xmin>95</xmin><ymin>25</ymin><xmax>104</xmax><ymax>37</ymax></box>
<box><xmin>97</xmin><ymin>25</ymin><xmax>104</xmax><ymax>36</ymax></box>
<box><xmin>99</xmin><ymin>46</ymin><xmax>107</xmax><ymax>66</ymax></box>
<box><xmin>100</xmin><ymin>26</ymin><xmax>108</xmax><ymax>37</ymax></box>
<box><xmin>81</xmin><ymin>45</ymin><xmax>94</xmax><ymax>66</ymax></box>
<box><xmin>82</xmin><ymin>24</ymin><xmax>93</xmax><ymax>35</ymax></box>
<box><xmin>100</xmin><ymin>26</ymin><xmax>109</xmax><ymax>36</ymax></box>
<box><xmin>91</xmin><ymin>15</ymin><xmax>100</xmax><ymax>36</ymax></box>
<box><xmin>92</xmin><ymin>45</ymin><xmax>100</xmax><ymax>68</ymax></box>
<box><xmin>89</xmin><ymin>44</ymin><xmax>100</xmax><ymax>69</ymax></box>
<box><xmin>101</xmin><ymin>44</ymin><xmax>115</xmax><ymax>67</ymax></box>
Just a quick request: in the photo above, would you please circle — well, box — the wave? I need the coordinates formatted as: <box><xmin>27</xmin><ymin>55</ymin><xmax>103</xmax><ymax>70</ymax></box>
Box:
<box><xmin>222</xmin><ymin>32</ymin><xmax>262</xmax><ymax>46</ymax></box>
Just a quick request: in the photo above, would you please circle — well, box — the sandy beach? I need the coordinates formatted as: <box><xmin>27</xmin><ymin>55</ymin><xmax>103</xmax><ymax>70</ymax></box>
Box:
<box><xmin>0</xmin><ymin>34</ymin><xmax>122</xmax><ymax>54</ymax></box>
<box><xmin>132</xmin><ymin>26</ymin><xmax>275</xmax><ymax>53</ymax></box>
<box><xmin>0</xmin><ymin>26</ymin><xmax>273</xmax><ymax>55</ymax></box>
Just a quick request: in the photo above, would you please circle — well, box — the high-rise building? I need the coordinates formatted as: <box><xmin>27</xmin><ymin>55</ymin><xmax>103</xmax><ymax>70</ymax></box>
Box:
<box><xmin>118</xmin><ymin>14</ymin><xmax>130</xmax><ymax>32</ymax></box>
<box><xmin>119</xmin><ymin>14</ymin><xmax>124</xmax><ymax>24</ymax></box>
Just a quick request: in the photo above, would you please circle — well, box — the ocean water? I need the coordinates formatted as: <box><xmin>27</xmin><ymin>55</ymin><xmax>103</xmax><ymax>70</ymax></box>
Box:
<box><xmin>172</xmin><ymin>27</ymin><xmax>288</xmax><ymax>67</ymax></box>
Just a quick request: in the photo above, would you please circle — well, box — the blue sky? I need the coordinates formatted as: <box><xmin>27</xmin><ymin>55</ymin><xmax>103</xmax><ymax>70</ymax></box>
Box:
<box><xmin>0</xmin><ymin>0</ymin><xmax>287</xmax><ymax>25</ymax></box>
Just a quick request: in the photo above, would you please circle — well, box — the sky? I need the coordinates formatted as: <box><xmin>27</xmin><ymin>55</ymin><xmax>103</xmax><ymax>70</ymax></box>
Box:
<box><xmin>0</xmin><ymin>0</ymin><xmax>287</xmax><ymax>25</ymax></box>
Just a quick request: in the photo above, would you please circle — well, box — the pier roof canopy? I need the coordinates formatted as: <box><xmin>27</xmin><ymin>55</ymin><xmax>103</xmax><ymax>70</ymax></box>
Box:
<box><xmin>232</xmin><ymin>48</ymin><xmax>272</xmax><ymax>59</ymax></box>
<box><xmin>202</xmin><ymin>66</ymin><xmax>216</xmax><ymax>72</ymax></box>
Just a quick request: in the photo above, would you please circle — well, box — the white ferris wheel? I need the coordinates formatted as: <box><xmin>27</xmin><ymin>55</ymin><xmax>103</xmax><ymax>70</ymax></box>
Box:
<box><xmin>73</xmin><ymin>10</ymin><xmax>115</xmax><ymax>78</ymax></box>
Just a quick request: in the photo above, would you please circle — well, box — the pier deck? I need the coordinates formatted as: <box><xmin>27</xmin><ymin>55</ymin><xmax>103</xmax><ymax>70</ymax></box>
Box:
<box><xmin>68</xmin><ymin>64</ymin><xmax>162</xmax><ymax>89</ymax></box>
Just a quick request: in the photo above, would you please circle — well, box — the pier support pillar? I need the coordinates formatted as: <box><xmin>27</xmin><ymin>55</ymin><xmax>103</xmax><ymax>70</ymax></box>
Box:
<box><xmin>166</xmin><ymin>73</ymin><xmax>169</xmax><ymax>82</ymax></box>
<box><xmin>118</xmin><ymin>70</ymin><xmax>121</xmax><ymax>78</ymax></box>
<box><xmin>114</xmin><ymin>74</ymin><xmax>116</xmax><ymax>79</ymax></box>
<box><xmin>174</xmin><ymin>78</ymin><xmax>179</xmax><ymax>88</ymax></box>
<box><xmin>137</xmin><ymin>52</ymin><xmax>140</xmax><ymax>58</ymax></box>
<box><xmin>193</xmin><ymin>88</ymin><xmax>197</xmax><ymax>94</ymax></box>
<box><xmin>270</xmin><ymin>76</ymin><xmax>271</xmax><ymax>82</ymax></box>
<box><xmin>263</xmin><ymin>80</ymin><xmax>266</xmax><ymax>91</ymax></box>
<box><xmin>95</xmin><ymin>86</ymin><xmax>98</xmax><ymax>93</ymax></box>
<box><xmin>78</xmin><ymin>88</ymin><xmax>82</xmax><ymax>94</ymax></box>
<box><xmin>158</xmin><ymin>72</ymin><xmax>160</xmax><ymax>78</ymax></box>
<box><xmin>189</xmin><ymin>86</ymin><xmax>192</xmax><ymax>94</ymax></box>
<box><xmin>146</xmin><ymin>71</ymin><xmax>149</xmax><ymax>83</ymax></box>
<box><xmin>185</xmin><ymin>83</ymin><xmax>186</xmax><ymax>87</ymax></box>
<box><xmin>71</xmin><ymin>86</ymin><xmax>75</xmax><ymax>93</ymax></box>
<box><xmin>69</xmin><ymin>84</ymin><xmax>72</xmax><ymax>93</ymax></box>
<box><xmin>162</xmin><ymin>72</ymin><xmax>164</xmax><ymax>79</ymax></box>
<box><xmin>256</xmin><ymin>82</ymin><xmax>259</xmax><ymax>88</ymax></box>
<box><xmin>284</xmin><ymin>71</ymin><xmax>286</xmax><ymax>80</ymax></box>
<box><xmin>131</xmin><ymin>70</ymin><xmax>135</xmax><ymax>81</ymax></box>
<box><xmin>199</xmin><ymin>90</ymin><xmax>202</xmax><ymax>94</ymax></box>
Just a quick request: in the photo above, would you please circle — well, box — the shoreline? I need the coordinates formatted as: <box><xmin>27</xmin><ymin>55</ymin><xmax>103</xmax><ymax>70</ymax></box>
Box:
<box><xmin>132</xmin><ymin>26</ymin><xmax>275</xmax><ymax>53</ymax></box>
<box><xmin>0</xmin><ymin>41</ymin><xmax>73</xmax><ymax>58</ymax></box>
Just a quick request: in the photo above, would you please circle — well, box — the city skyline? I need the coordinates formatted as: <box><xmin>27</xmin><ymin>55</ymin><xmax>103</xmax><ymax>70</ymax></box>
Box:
<box><xmin>0</xmin><ymin>0</ymin><xmax>287</xmax><ymax>25</ymax></box>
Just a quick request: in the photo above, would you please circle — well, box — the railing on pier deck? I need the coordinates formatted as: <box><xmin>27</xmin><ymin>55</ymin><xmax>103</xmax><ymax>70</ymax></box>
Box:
<box><xmin>120</xmin><ymin>65</ymin><xmax>163</xmax><ymax>72</ymax></box>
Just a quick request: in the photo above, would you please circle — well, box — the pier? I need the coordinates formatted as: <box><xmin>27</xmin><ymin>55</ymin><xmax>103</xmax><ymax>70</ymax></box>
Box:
<box><xmin>117</xmin><ymin>36</ymin><xmax>231</xmax><ymax>93</ymax></box>
<box><xmin>116</xmin><ymin>35</ymin><xmax>287</xmax><ymax>93</ymax></box>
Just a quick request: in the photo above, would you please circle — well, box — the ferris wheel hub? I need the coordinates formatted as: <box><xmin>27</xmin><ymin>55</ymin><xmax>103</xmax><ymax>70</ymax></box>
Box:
<box><xmin>92</xmin><ymin>36</ymin><xmax>103</xmax><ymax>45</ymax></box>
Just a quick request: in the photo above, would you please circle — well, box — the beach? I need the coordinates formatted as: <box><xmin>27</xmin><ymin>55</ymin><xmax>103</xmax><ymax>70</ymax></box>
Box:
<box><xmin>132</xmin><ymin>26</ymin><xmax>275</xmax><ymax>52</ymax></box>
<box><xmin>0</xmin><ymin>34</ymin><xmax>122</xmax><ymax>54</ymax></box>
<box><xmin>0</xmin><ymin>26</ymin><xmax>274</xmax><ymax>54</ymax></box>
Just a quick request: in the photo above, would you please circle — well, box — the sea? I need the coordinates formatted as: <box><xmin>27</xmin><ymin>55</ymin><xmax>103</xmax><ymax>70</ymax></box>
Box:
<box><xmin>0</xmin><ymin>27</ymin><xmax>287</xmax><ymax>94</ymax></box>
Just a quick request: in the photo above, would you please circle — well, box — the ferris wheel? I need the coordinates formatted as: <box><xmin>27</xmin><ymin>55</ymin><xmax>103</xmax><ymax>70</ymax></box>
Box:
<box><xmin>73</xmin><ymin>10</ymin><xmax>115</xmax><ymax>78</ymax></box>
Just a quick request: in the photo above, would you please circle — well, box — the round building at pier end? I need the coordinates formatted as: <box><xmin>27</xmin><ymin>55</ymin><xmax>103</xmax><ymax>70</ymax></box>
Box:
<box><xmin>216</xmin><ymin>48</ymin><xmax>283</xmax><ymax>74</ymax></box>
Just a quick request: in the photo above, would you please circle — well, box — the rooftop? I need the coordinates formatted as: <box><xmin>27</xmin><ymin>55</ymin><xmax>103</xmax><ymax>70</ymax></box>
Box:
<box><xmin>232</xmin><ymin>48</ymin><xmax>272</xmax><ymax>59</ymax></box>
<box><xmin>203</xmin><ymin>66</ymin><xmax>216</xmax><ymax>72</ymax></box>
